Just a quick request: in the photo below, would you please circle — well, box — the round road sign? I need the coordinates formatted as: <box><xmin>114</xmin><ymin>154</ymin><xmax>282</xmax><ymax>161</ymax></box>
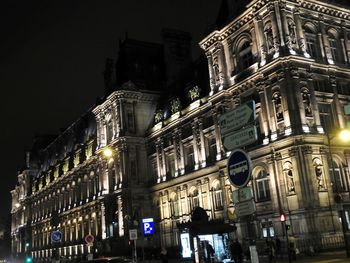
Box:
<box><xmin>51</xmin><ymin>231</ymin><xmax>62</xmax><ymax>243</ymax></box>
<box><xmin>85</xmin><ymin>234</ymin><xmax>95</xmax><ymax>244</ymax></box>
<box><xmin>227</xmin><ymin>149</ymin><xmax>252</xmax><ymax>188</ymax></box>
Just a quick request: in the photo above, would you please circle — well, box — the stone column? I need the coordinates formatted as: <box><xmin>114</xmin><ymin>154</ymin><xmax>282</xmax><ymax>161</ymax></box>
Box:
<box><xmin>294</xmin><ymin>8</ymin><xmax>309</xmax><ymax>57</ymax></box>
<box><xmin>341</xmin><ymin>21</ymin><xmax>349</xmax><ymax>63</ymax></box>
<box><xmin>172</xmin><ymin>132</ymin><xmax>179</xmax><ymax>176</ymax></box>
<box><xmin>178</xmin><ymin>130</ymin><xmax>185</xmax><ymax>175</ymax></box>
<box><xmin>268</xmin><ymin>3</ymin><xmax>280</xmax><ymax>57</ymax></box>
<box><xmin>254</xmin><ymin>15</ymin><xmax>267</xmax><ymax>66</ymax></box>
<box><xmin>161</xmin><ymin>139</ymin><xmax>167</xmax><ymax>181</ymax></box>
<box><xmin>206</xmin><ymin>52</ymin><xmax>216</xmax><ymax>95</ymax></box>
<box><xmin>330</xmin><ymin>76</ymin><xmax>346</xmax><ymax>128</ymax></box>
<box><xmin>155</xmin><ymin>140</ymin><xmax>162</xmax><ymax>183</ymax></box>
<box><xmin>212</xmin><ymin>108</ymin><xmax>223</xmax><ymax>160</ymax></box>
<box><xmin>216</xmin><ymin>42</ymin><xmax>228</xmax><ymax>89</ymax></box>
<box><xmin>256</xmin><ymin>81</ymin><xmax>269</xmax><ymax>140</ymax></box>
<box><xmin>198</xmin><ymin>118</ymin><xmax>207</xmax><ymax>168</ymax></box>
<box><xmin>222</xmin><ymin>39</ymin><xmax>233</xmax><ymax>79</ymax></box>
<box><xmin>319</xmin><ymin>15</ymin><xmax>333</xmax><ymax>64</ymax></box>
<box><xmin>191</xmin><ymin>120</ymin><xmax>200</xmax><ymax>170</ymax></box>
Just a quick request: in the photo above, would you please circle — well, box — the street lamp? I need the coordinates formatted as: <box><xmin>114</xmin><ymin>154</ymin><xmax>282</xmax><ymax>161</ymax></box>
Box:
<box><xmin>102</xmin><ymin>147</ymin><xmax>114</xmax><ymax>158</ymax></box>
<box><xmin>326</xmin><ymin>129</ymin><xmax>350</xmax><ymax>257</ymax></box>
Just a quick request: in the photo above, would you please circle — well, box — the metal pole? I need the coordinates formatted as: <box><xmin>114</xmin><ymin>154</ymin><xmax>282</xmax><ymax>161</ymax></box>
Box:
<box><xmin>327</xmin><ymin>133</ymin><xmax>350</xmax><ymax>257</ymax></box>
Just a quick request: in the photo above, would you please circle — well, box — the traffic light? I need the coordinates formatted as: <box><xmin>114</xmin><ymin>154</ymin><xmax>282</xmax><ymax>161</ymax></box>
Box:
<box><xmin>25</xmin><ymin>256</ymin><xmax>33</xmax><ymax>263</ymax></box>
<box><xmin>279</xmin><ymin>213</ymin><xmax>286</xmax><ymax>222</ymax></box>
<box><xmin>285</xmin><ymin>224</ymin><xmax>291</xmax><ymax>231</ymax></box>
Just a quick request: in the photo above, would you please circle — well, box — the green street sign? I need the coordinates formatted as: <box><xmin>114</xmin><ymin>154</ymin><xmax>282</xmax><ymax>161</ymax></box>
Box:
<box><xmin>222</xmin><ymin>126</ymin><xmax>258</xmax><ymax>150</ymax></box>
<box><xmin>219</xmin><ymin>100</ymin><xmax>256</xmax><ymax>135</ymax></box>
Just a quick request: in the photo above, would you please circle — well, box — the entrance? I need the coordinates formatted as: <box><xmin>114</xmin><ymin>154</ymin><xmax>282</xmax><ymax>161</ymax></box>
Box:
<box><xmin>193</xmin><ymin>233</ymin><xmax>229</xmax><ymax>263</ymax></box>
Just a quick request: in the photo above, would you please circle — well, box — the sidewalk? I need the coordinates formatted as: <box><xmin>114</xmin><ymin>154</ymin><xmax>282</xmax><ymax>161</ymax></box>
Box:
<box><xmin>271</xmin><ymin>250</ymin><xmax>347</xmax><ymax>263</ymax></box>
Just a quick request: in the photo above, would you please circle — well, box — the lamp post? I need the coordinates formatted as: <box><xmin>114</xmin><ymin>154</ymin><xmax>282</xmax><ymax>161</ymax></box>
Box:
<box><xmin>326</xmin><ymin>130</ymin><xmax>350</xmax><ymax>257</ymax></box>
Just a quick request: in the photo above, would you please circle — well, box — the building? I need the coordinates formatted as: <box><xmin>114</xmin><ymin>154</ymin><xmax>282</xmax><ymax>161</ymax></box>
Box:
<box><xmin>11</xmin><ymin>0</ymin><xmax>350</xmax><ymax>262</ymax></box>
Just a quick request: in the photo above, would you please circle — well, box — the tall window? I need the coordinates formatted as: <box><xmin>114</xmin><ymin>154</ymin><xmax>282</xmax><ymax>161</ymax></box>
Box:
<box><xmin>170</xmin><ymin>194</ymin><xmax>180</xmax><ymax>217</ymax></box>
<box><xmin>328</xmin><ymin>32</ymin><xmax>340</xmax><ymax>63</ymax></box>
<box><xmin>191</xmin><ymin>189</ymin><xmax>200</xmax><ymax>209</ymax></box>
<box><xmin>318</xmin><ymin>103</ymin><xmax>333</xmax><ymax>133</ymax></box>
<box><xmin>166</xmin><ymin>154</ymin><xmax>176</xmax><ymax>178</ymax></box>
<box><xmin>305</xmin><ymin>27</ymin><xmax>319</xmax><ymax>59</ymax></box>
<box><xmin>238</xmin><ymin>41</ymin><xmax>254</xmax><ymax>70</ymax></box>
<box><xmin>255</xmin><ymin>169</ymin><xmax>271</xmax><ymax>201</ymax></box>
<box><xmin>107</xmin><ymin>120</ymin><xmax>113</xmax><ymax>142</ymax></box>
<box><xmin>185</xmin><ymin>145</ymin><xmax>195</xmax><ymax>171</ymax></box>
<box><xmin>206</xmin><ymin>136</ymin><xmax>217</xmax><ymax>164</ymax></box>
<box><xmin>330</xmin><ymin>161</ymin><xmax>347</xmax><ymax>192</ymax></box>
<box><xmin>213</xmin><ymin>182</ymin><xmax>223</xmax><ymax>209</ymax></box>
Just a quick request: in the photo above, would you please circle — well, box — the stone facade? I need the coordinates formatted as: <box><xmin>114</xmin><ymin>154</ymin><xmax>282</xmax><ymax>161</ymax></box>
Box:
<box><xmin>11</xmin><ymin>0</ymin><xmax>350</xmax><ymax>262</ymax></box>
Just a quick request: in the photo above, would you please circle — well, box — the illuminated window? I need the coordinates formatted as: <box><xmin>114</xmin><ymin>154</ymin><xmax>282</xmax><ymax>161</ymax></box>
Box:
<box><xmin>170</xmin><ymin>194</ymin><xmax>180</xmax><ymax>217</ymax></box>
<box><xmin>255</xmin><ymin>170</ymin><xmax>271</xmax><ymax>202</ymax></box>
<box><xmin>213</xmin><ymin>182</ymin><xmax>223</xmax><ymax>210</ymax></box>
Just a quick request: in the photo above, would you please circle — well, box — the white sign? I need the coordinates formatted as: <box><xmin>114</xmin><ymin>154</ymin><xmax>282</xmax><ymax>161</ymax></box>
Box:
<box><xmin>232</xmin><ymin>187</ymin><xmax>254</xmax><ymax>203</ymax></box>
<box><xmin>235</xmin><ymin>199</ymin><xmax>256</xmax><ymax>217</ymax></box>
<box><xmin>223</xmin><ymin>126</ymin><xmax>258</xmax><ymax>150</ymax></box>
<box><xmin>219</xmin><ymin>100</ymin><xmax>256</xmax><ymax>135</ymax></box>
<box><xmin>129</xmin><ymin>229</ymin><xmax>138</xmax><ymax>240</ymax></box>
<box><xmin>180</xmin><ymin>233</ymin><xmax>192</xmax><ymax>258</ymax></box>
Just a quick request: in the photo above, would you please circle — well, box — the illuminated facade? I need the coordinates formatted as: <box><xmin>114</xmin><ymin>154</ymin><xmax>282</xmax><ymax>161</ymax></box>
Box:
<box><xmin>11</xmin><ymin>0</ymin><xmax>350</xmax><ymax>262</ymax></box>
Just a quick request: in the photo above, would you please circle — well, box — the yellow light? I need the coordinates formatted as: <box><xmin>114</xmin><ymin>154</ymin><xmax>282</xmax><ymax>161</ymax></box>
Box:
<box><xmin>339</xmin><ymin>129</ymin><xmax>350</xmax><ymax>142</ymax></box>
<box><xmin>103</xmin><ymin>147</ymin><xmax>113</xmax><ymax>158</ymax></box>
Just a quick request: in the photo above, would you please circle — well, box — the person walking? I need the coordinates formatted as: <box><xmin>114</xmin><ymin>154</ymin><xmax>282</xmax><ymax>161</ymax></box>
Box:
<box><xmin>230</xmin><ymin>239</ymin><xmax>243</xmax><ymax>263</ymax></box>
<box><xmin>160</xmin><ymin>247</ymin><xmax>168</xmax><ymax>263</ymax></box>
<box><xmin>266</xmin><ymin>238</ymin><xmax>276</xmax><ymax>263</ymax></box>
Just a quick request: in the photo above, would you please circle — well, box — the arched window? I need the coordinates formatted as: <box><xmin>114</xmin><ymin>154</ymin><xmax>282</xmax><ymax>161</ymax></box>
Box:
<box><xmin>170</xmin><ymin>193</ymin><xmax>180</xmax><ymax>217</ymax></box>
<box><xmin>328</xmin><ymin>30</ymin><xmax>341</xmax><ymax>63</ymax></box>
<box><xmin>304</xmin><ymin>25</ymin><xmax>319</xmax><ymax>59</ymax></box>
<box><xmin>301</xmin><ymin>88</ymin><xmax>313</xmax><ymax>117</ymax></box>
<box><xmin>255</xmin><ymin>169</ymin><xmax>271</xmax><ymax>201</ymax></box>
<box><xmin>329</xmin><ymin>160</ymin><xmax>347</xmax><ymax>192</ymax></box>
<box><xmin>238</xmin><ymin>41</ymin><xmax>254</xmax><ymax>70</ymax></box>
<box><xmin>213</xmin><ymin>182</ymin><xmax>223</xmax><ymax>210</ymax></box>
<box><xmin>272</xmin><ymin>92</ymin><xmax>284</xmax><ymax>122</ymax></box>
<box><xmin>190</xmin><ymin>188</ymin><xmax>200</xmax><ymax>210</ymax></box>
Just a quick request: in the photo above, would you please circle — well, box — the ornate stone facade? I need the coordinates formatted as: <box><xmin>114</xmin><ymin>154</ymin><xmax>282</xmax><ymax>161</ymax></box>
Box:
<box><xmin>11</xmin><ymin>0</ymin><xmax>350</xmax><ymax>262</ymax></box>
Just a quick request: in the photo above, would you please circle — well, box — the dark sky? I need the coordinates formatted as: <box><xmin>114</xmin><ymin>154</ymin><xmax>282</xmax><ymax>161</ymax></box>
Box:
<box><xmin>0</xmin><ymin>1</ymin><xmax>221</xmax><ymax>218</ymax></box>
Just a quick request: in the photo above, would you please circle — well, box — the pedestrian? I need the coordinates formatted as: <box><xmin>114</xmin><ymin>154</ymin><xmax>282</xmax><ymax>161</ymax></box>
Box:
<box><xmin>266</xmin><ymin>238</ymin><xmax>276</xmax><ymax>263</ymax></box>
<box><xmin>206</xmin><ymin>242</ymin><xmax>215</xmax><ymax>263</ymax></box>
<box><xmin>160</xmin><ymin>247</ymin><xmax>168</xmax><ymax>263</ymax></box>
<box><xmin>230</xmin><ymin>239</ymin><xmax>243</xmax><ymax>263</ymax></box>
<box><xmin>275</xmin><ymin>237</ymin><xmax>281</xmax><ymax>260</ymax></box>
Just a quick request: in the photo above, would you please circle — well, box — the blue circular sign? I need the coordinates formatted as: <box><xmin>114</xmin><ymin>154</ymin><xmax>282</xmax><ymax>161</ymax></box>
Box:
<box><xmin>51</xmin><ymin>231</ymin><xmax>62</xmax><ymax>242</ymax></box>
<box><xmin>227</xmin><ymin>149</ymin><xmax>252</xmax><ymax>188</ymax></box>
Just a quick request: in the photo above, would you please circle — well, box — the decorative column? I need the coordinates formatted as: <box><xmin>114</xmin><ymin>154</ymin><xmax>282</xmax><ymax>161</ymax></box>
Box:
<box><xmin>178</xmin><ymin>130</ymin><xmax>185</xmax><ymax>175</ymax></box>
<box><xmin>118</xmin><ymin>99</ymin><xmax>125</xmax><ymax>134</ymax></box>
<box><xmin>215</xmin><ymin>42</ymin><xmax>228</xmax><ymax>90</ymax></box>
<box><xmin>198</xmin><ymin>118</ymin><xmax>207</xmax><ymax>168</ymax></box>
<box><xmin>222</xmin><ymin>39</ymin><xmax>234</xmax><ymax>80</ymax></box>
<box><xmin>212</xmin><ymin>108</ymin><xmax>223</xmax><ymax>160</ymax></box>
<box><xmin>254</xmin><ymin>15</ymin><xmax>267</xmax><ymax>66</ymax></box>
<box><xmin>155</xmin><ymin>140</ymin><xmax>162</xmax><ymax>183</ymax></box>
<box><xmin>191</xmin><ymin>120</ymin><xmax>200</xmax><ymax>170</ymax></box>
<box><xmin>205</xmin><ymin>51</ymin><xmax>216</xmax><ymax>95</ymax></box>
<box><xmin>172</xmin><ymin>131</ymin><xmax>179</xmax><ymax>177</ymax></box>
<box><xmin>330</xmin><ymin>76</ymin><xmax>346</xmax><ymax>128</ymax></box>
<box><xmin>256</xmin><ymin>81</ymin><xmax>269</xmax><ymax>143</ymax></box>
<box><xmin>268</xmin><ymin>3</ymin><xmax>280</xmax><ymax>58</ymax></box>
<box><xmin>319</xmin><ymin>15</ymin><xmax>333</xmax><ymax>64</ymax></box>
<box><xmin>161</xmin><ymin>139</ymin><xmax>167</xmax><ymax>181</ymax></box>
<box><xmin>293</xmin><ymin>8</ymin><xmax>309</xmax><ymax>57</ymax></box>
<box><xmin>341</xmin><ymin>21</ymin><xmax>350</xmax><ymax>63</ymax></box>
<box><xmin>281</xmin><ymin>3</ymin><xmax>296</xmax><ymax>54</ymax></box>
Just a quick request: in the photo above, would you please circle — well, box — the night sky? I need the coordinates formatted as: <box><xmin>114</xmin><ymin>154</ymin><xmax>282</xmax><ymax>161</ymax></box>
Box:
<box><xmin>0</xmin><ymin>1</ymin><xmax>221</xmax><ymax>219</ymax></box>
